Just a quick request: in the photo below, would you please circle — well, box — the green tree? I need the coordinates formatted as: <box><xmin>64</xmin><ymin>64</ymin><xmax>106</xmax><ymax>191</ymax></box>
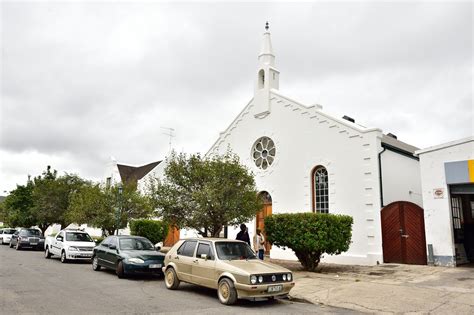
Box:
<box><xmin>130</xmin><ymin>219</ymin><xmax>168</xmax><ymax>244</ymax></box>
<box><xmin>148</xmin><ymin>152</ymin><xmax>262</xmax><ymax>237</ymax></box>
<box><xmin>264</xmin><ymin>213</ymin><xmax>353</xmax><ymax>271</ymax></box>
<box><xmin>67</xmin><ymin>182</ymin><xmax>153</xmax><ymax>236</ymax></box>
<box><xmin>2</xmin><ymin>181</ymin><xmax>36</xmax><ymax>228</ymax></box>
<box><xmin>31</xmin><ymin>166</ymin><xmax>89</xmax><ymax>233</ymax></box>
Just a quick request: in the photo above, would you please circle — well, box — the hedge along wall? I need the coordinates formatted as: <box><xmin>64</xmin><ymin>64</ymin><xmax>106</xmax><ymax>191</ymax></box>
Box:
<box><xmin>129</xmin><ymin>219</ymin><xmax>169</xmax><ymax>245</ymax></box>
<box><xmin>264</xmin><ymin>213</ymin><xmax>353</xmax><ymax>271</ymax></box>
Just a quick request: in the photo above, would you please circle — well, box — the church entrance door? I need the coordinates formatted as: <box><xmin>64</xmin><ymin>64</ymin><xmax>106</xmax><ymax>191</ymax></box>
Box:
<box><xmin>381</xmin><ymin>201</ymin><xmax>427</xmax><ymax>265</ymax></box>
<box><xmin>164</xmin><ymin>225</ymin><xmax>180</xmax><ymax>247</ymax></box>
<box><xmin>256</xmin><ymin>191</ymin><xmax>272</xmax><ymax>255</ymax></box>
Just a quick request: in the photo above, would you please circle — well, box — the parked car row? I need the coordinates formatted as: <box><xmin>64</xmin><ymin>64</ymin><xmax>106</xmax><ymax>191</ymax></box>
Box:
<box><xmin>1</xmin><ymin>227</ymin><xmax>295</xmax><ymax>305</ymax></box>
<box><xmin>1</xmin><ymin>227</ymin><xmax>45</xmax><ymax>250</ymax></box>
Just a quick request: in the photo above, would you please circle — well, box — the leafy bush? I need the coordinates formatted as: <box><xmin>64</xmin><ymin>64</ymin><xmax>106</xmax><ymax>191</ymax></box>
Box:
<box><xmin>264</xmin><ymin>213</ymin><xmax>353</xmax><ymax>271</ymax></box>
<box><xmin>130</xmin><ymin>219</ymin><xmax>169</xmax><ymax>245</ymax></box>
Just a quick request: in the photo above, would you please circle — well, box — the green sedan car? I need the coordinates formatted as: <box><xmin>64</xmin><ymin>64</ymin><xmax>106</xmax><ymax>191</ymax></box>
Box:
<box><xmin>92</xmin><ymin>235</ymin><xmax>165</xmax><ymax>278</ymax></box>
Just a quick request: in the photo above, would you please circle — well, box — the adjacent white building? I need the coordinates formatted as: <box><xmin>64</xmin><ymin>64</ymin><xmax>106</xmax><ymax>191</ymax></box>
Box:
<box><xmin>417</xmin><ymin>137</ymin><xmax>474</xmax><ymax>266</ymax></box>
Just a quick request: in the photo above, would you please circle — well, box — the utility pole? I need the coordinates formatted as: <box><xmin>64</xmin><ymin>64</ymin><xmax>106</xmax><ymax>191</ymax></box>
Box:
<box><xmin>161</xmin><ymin>127</ymin><xmax>175</xmax><ymax>154</ymax></box>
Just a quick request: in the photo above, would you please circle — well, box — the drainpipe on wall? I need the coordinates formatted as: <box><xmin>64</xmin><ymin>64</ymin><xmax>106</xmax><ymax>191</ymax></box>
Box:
<box><xmin>378</xmin><ymin>147</ymin><xmax>386</xmax><ymax>208</ymax></box>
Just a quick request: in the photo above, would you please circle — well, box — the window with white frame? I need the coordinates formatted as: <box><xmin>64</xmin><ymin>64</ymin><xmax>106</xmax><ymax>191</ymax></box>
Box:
<box><xmin>313</xmin><ymin>166</ymin><xmax>329</xmax><ymax>213</ymax></box>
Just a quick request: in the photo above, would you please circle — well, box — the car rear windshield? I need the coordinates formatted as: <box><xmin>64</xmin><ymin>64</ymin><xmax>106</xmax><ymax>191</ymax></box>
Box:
<box><xmin>119</xmin><ymin>238</ymin><xmax>154</xmax><ymax>250</ymax></box>
<box><xmin>66</xmin><ymin>232</ymin><xmax>93</xmax><ymax>242</ymax></box>
<box><xmin>215</xmin><ymin>242</ymin><xmax>257</xmax><ymax>260</ymax></box>
<box><xmin>22</xmin><ymin>229</ymin><xmax>41</xmax><ymax>236</ymax></box>
<box><xmin>3</xmin><ymin>229</ymin><xmax>16</xmax><ymax>234</ymax></box>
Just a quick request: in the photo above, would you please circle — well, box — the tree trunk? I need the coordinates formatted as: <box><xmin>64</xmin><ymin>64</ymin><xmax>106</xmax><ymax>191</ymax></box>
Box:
<box><xmin>39</xmin><ymin>223</ymin><xmax>49</xmax><ymax>235</ymax></box>
<box><xmin>211</xmin><ymin>225</ymin><xmax>223</xmax><ymax>238</ymax></box>
<box><xmin>295</xmin><ymin>250</ymin><xmax>321</xmax><ymax>272</ymax></box>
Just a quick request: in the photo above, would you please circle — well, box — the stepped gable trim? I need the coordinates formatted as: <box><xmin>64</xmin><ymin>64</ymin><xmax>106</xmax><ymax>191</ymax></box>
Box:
<box><xmin>117</xmin><ymin>161</ymin><xmax>161</xmax><ymax>184</ymax></box>
<box><xmin>270</xmin><ymin>90</ymin><xmax>382</xmax><ymax>134</ymax></box>
<box><xmin>206</xmin><ymin>97</ymin><xmax>255</xmax><ymax>156</ymax></box>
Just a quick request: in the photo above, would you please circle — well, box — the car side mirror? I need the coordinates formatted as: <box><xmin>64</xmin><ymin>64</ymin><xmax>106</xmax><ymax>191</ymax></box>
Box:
<box><xmin>109</xmin><ymin>245</ymin><xmax>117</xmax><ymax>250</ymax></box>
<box><xmin>201</xmin><ymin>254</ymin><xmax>208</xmax><ymax>261</ymax></box>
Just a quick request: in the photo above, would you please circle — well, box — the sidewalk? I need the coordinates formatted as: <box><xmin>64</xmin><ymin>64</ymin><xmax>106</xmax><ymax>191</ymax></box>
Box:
<box><xmin>271</xmin><ymin>259</ymin><xmax>474</xmax><ymax>314</ymax></box>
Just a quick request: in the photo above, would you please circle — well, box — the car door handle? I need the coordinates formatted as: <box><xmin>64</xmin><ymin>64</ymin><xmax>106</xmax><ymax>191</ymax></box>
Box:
<box><xmin>174</xmin><ymin>256</ymin><xmax>179</xmax><ymax>260</ymax></box>
<box><xmin>401</xmin><ymin>235</ymin><xmax>409</xmax><ymax>238</ymax></box>
<box><xmin>193</xmin><ymin>259</ymin><xmax>198</xmax><ymax>263</ymax></box>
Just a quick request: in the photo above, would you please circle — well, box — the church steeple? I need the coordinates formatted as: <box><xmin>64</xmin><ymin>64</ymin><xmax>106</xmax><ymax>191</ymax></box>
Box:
<box><xmin>258</xmin><ymin>22</ymin><xmax>275</xmax><ymax>67</ymax></box>
<box><xmin>254</xmin><ymin>22</ymin><xmax>279</xmax><ymax>118</ymax></box>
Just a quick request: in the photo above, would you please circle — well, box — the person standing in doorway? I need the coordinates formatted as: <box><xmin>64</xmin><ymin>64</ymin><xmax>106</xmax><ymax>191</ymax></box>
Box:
<box><xmin>236</xmin><ymin>224</ymin><xmax>250</xmax><ymax>246</ymax></box>
<box><xmin>253</xmin><ymin>229</ymin><xmax>265</xmax><ymax>260</ymax></box>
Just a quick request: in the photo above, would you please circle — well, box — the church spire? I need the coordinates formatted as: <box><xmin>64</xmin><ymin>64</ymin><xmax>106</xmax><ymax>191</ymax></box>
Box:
<box><xmin>254</xmin><ymin>22</ymin><xmax>280</xmax><ymax>118</ymax></box>
<box><xmin>258</xmin><ymin>22</ymin><xmax>275</xmax><ymax>67</ymax></box>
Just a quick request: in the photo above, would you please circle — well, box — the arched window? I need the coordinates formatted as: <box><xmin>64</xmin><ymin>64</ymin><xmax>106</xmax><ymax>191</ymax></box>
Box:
<box><xmin>258</xmin><ymin>69</ymin><xmax>265</xmax><ymax>89</ymax></box>
<box><xmin>312</xmin><ymin>166</ymin><xmax>329</xmax><ymax>213</ymax></box>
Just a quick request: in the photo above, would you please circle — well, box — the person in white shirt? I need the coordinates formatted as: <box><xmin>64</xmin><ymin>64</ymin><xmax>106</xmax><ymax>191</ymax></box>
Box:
<box><xmin>253</xmin><ymin>229</ymin><xmax>265</xmax><ymax>260</ymax></box>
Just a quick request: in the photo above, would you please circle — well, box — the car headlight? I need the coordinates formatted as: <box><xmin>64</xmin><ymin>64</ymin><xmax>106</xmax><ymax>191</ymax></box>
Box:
<box><xmin>287</xmin><ymin>273</ymin><xmax>292</xmax><ymax>281</ymax></box>
<box><xmin>69</xmin><ymin>246</ymin><xmax>78</xmax><ymax>251</ymax></box>
<box><xmin>250</xmin><ymin>275</ymin><xmax>257</xmax><ymax>284</ymax></box>
<box><xmin>258</xmin><ymin>276</ymin><xmax>263</xmax><ymax>283</ymax></box>
<box><xmin>128</xmin><ymin>258</ymin><xmax>144</xmax><ymax>264</ymax></box>
<box><xmin>282</xmin><ymin>274</ymin><xmax>287</xmax><ymax>281</ymax></box>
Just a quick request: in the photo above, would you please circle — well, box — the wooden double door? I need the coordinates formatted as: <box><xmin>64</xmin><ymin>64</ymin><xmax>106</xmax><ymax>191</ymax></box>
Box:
<box><xmin>381</xmin><ymin>201</ymin><xmax>427</xmax><ymax>265</ymax></box>
<box><xmin>256</xmin><ymin>202</ymin><xmax>272</xmax><ymax>255</ymax></box>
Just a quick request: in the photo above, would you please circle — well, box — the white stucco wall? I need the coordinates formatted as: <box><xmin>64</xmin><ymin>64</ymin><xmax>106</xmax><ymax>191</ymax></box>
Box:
<box><xmin>209</xmin><ymin>91</ymin><xmax>385</xmax><ymax>265</ymax></box>
<box><xmin>381</xmin><ymin>149</ymin><xmax>422</xmax><ymax>207</ymax></box>
<box><xmin>418</xmin><ymin>138</ymin><xmax>474</xmax><ymax>266</ymax></box>
<box><xmin>103</xmin><ymin>158</ymin><xmax>121</xmax><ymax>186</ymax></box>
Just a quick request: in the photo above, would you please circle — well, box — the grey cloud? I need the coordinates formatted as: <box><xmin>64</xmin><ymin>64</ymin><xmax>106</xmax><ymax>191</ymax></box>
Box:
<box><xmin>0</xmin><ymin>2</ymin><xmax>472</xmax><ymax>191</ymax></box>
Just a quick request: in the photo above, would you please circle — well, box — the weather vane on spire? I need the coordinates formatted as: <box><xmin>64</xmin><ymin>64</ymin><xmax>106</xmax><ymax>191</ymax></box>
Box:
<box><xmin>265</xmin><ymin>21</ymin><xmax>269</xmax><ymax>31</ymax></box>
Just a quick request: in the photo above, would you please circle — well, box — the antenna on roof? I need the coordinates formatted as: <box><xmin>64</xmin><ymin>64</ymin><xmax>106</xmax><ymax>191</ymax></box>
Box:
<box><xmin>161</xmin><ymin>127</ymin><xmax>175</xmax><ymax>154</ymax></box>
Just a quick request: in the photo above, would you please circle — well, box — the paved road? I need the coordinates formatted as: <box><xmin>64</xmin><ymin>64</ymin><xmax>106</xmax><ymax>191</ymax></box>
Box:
<box><xmin>0</xmin><ymin>245</ymin><xmax>354</xmax><ymax>314</ymax></box>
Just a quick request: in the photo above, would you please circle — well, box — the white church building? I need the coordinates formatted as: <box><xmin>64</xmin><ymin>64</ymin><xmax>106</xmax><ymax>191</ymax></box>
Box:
<box><xmin>110</xmin><ymin>25</ymin><xmax>429</xmax><ymax>266</ymax></box>
<box><xmin>204</xmin><ymin>25</ymin><xmax>425</xmax><ymax>266</ymax></box>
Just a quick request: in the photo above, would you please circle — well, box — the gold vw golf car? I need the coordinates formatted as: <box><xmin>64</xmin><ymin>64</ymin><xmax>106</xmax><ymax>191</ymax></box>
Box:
<box><xmin>162</xmin><ymin>238</ymin><xmax>295</xmax><ymax>305</ymax></box>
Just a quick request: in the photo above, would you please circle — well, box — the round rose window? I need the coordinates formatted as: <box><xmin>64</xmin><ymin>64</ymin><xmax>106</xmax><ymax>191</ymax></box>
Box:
<box><xmin>252</xmin><ymin>137</ymin><xmax>276</xmax><ymax>170</ymax></box>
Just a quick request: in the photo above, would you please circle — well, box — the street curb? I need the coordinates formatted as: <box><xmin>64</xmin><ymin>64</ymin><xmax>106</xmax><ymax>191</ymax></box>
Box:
<box><xmin>288</xmin><ymin>295</ymin><xmax>313</xmax><ymax>304</ymax></box>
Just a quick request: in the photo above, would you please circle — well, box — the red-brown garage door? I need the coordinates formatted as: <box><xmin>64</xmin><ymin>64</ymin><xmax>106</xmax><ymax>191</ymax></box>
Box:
<box><xmin>381</xmin><ymin>201</ymin><xmax>427</xmax><ymax>265</ymax></box>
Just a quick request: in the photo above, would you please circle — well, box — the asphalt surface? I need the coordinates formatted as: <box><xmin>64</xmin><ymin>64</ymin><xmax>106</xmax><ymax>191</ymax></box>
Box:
<box><xmin>0</xmin><ymin>244</ymin><xmax>356</xmax><ymax>314</ymax></box>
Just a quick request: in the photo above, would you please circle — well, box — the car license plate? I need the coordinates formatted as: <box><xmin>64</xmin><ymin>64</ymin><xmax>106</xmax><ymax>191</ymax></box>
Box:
<box><xmin>30</xmin><ymin>243</ymin><xmax>38</xmax><ymax>245</ymax></box>
<box><xmin>149</xmin><ymin>264</ymin><xmax>162</xmax><ymax>269</ymax></box>
<box><xmin>267</xmin><ymin>285</ymin><xmax>283</xmax><ymax>293</ymax></box>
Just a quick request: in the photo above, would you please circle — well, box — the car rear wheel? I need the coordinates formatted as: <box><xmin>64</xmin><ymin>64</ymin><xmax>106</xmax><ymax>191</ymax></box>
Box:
<box><xmin>217</xmin><ymin>278</ymin><xmax>238</xmax><ymax>305</ymax></box>
<box><xmin>60</xmin><ymin>251</ymin><xmax>68</xmax><ymax>263</ymax></box>
<box><xmin>92</xmin><ymin>256</ymin><xmax>101</xmax><ymax>271</ymax></box>
<box><xmin>164</xmin><ymin>267</ymin><xmax>180</xmax><ymax>290</ymax></box>
<box><xmin>116</xmin><ymin>261</ymin><xmax>125</xmax><ymax>279</ymax></box>
<box><xmin>44</xmin><ymin>247</ymin><xmax>51</xmax><ymax>259</ymax></box>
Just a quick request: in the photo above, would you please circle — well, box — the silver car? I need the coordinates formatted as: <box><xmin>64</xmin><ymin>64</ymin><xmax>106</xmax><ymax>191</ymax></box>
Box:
<box><xmin>163</xmin><ymin>238</ymin><xmax>295</xmax><ymax>305</ymax></box>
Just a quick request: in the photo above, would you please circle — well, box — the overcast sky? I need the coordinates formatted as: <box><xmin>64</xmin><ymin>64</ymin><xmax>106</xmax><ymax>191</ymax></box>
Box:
<box><xmin>1</xmin><ymin>1</ymin><xmax>472</xmax><ymax>193</ymax></box>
